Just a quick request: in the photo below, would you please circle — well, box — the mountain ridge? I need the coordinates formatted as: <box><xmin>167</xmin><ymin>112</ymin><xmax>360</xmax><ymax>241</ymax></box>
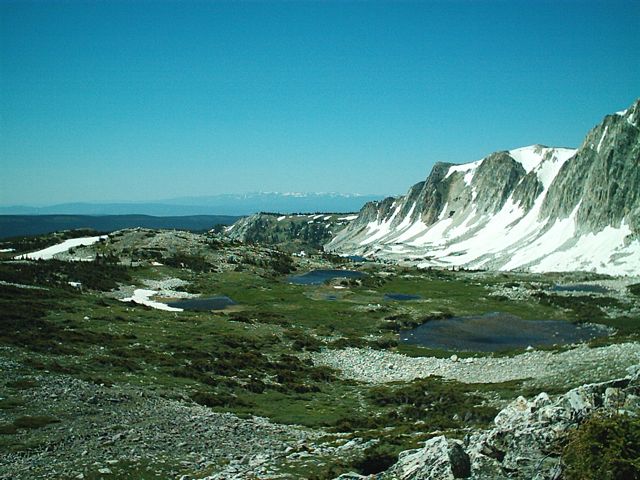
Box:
<box><xmin>326</xmin><ymin>99</ymin><xmax>640</xmax><ymax>275</ymax></box>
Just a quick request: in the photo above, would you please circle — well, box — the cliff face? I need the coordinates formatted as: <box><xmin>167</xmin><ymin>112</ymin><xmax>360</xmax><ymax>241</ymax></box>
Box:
<box><xmin>326</xmin><ymin>99</ymin><xmax>640</xmax><ymax>275</ymax></box>
<box><xmin>541</xmin><ymin>100</ymin><xmax>640</xmax><ymax>234</ymax></box>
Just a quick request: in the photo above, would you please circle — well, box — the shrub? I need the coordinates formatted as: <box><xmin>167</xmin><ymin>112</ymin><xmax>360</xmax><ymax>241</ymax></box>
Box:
<box><xmin>628</xmin><ymin>284</ymin><xmax>640</xmax><ymax>297</ymax></box>
<box><xmin>0</xmin><ymin>424</ymin><xmax>18</xmax><ymax>435</ymax></box>
<box><xmin>534</xmin><ymin>293</ymin><xmax>621</xmax><ymax>322</ymax></box>
<box><xmin>353</xmin><ymin>444</ymin><xmax>398</xmax><ymax>475</ymax></box>
<box><xmin>13</xmin><ymin>415</ymin><xmax>60</xmax><ymax>430</ymax></box>
<box><xmin>563</xmin><ymin>413</ymin><xmax>640</xmax><ymax>480</ymax></box>
<box><xmin>164</xmin><ymin>254</ymin><xmax>212</xmax><ymax>272</ymax></box>
<box><xmin>191</xmin><ymin>391</ymin><xmax>252</xmax><ymax>408</ymax></box>
<box><xmin>5</xmin><ymin>379</ymin><xmax>37</xmax><ymax>390</ymax></box>
<box><xmin>368</xmin><ymin>377</ymin><xmax>498</xmax><ymax>429</ymax></box>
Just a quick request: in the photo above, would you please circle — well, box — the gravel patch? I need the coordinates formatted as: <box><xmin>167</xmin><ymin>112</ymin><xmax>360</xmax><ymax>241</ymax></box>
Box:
<box><xmin>312</xmin><ymin>342</ymin><xmax>640</xmax><ymax>387</ymax></box>
<box><xmin>0</xmin><ymin>354</ymin><xmax>328</xmax><ymax>480</ymax></box>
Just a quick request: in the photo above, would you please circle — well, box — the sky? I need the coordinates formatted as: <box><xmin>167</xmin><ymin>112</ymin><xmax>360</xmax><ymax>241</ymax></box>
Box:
<box><xmin>1</xmin><ymin>0</ymin><xmax>638</xmax><ymax>206</ymax></box>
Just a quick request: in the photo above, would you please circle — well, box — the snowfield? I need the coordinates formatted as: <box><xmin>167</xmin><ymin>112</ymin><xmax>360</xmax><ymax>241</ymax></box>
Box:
<box><xmin>18</xmin><ymin>236</ymin><xmax>108</xmax><ymax>261</ymax></box>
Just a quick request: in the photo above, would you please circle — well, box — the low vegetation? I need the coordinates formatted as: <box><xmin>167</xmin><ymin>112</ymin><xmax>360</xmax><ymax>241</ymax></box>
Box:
<box><xmin>562</xmin><ymin>413</ymin><xmax>640</xmax><ymax>480</ymax></box>
<box><xmin>1</xmin><ymin>228</ymin><xmax>638</xmax><ymax>478</ymax></box>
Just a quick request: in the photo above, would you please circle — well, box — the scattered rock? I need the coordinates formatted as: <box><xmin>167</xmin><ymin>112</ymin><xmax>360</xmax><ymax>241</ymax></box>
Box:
<box><xmin>313</xmin><ymin>343</ymin><xmax>640</xmax><ymax>386</ymax></box>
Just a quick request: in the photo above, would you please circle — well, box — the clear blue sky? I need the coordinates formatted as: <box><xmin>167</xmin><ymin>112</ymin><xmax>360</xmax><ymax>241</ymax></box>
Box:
<box><xmin>1</xmin><ymin>0</ymin><xmax>638</xmax><ymax>205</ymax></box>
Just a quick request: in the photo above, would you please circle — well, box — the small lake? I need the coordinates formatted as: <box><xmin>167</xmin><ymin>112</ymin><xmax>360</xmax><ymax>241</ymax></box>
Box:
<box><xmin>167</xmin><ymin>296</ymin><xmax>236</xmax><ymax>311</ymax></box>
<box><xmin>552</xmin><ymin>284</ymin><xmax>608</xmax><ymax>294</ymax></box>
<box><xmin>400</xmin><ymin>312</ymin><xmax>608</xmax><ymax>352</ymax></box>
<box><xmin>384</xmin><ymin>293</ymin><xmax>421</xmax><ymax>301</ymax></box>
<box><xmin>347</xmin><ymin>255</ymin><xmax>368</xmax><ymax>262</ymax></box>
<box><xmin>288</xmin><ymin>269</ymin><xmax>365</xmax><ymax>285</ymax></box>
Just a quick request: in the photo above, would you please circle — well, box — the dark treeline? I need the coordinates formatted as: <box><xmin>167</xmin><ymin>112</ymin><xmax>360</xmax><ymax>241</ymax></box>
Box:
<box><xmin>0</xmin><ymin>215</ymin><xmax>243</xmax><ymax>239</ymax></box>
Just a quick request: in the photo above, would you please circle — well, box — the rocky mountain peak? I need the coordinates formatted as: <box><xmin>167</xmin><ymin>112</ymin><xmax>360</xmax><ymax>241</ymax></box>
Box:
<box><xmin>541</xmin><ymin>98</ymin><xmax>640</xmax><ymax>235</ymax></box>
<box><xmin>326</xmin><ymin>98</ymin><xmax>640</xmax><ymax>274</ymax></box>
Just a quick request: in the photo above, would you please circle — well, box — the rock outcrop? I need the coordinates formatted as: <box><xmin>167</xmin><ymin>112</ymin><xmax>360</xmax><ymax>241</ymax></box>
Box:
<box><xmin>225</xmin><ymin>212</ymin><xmax>356</xmax><ymax>252</ymax></box>
<box><xmin>327</xmin><ymin>99</ymin><xmax>640</xmax><ymax>275</ymax></box>
<box><xmin>336</xmin><ymin>366</ymin><xmax>640</xmax><ymax>479</ymax></box>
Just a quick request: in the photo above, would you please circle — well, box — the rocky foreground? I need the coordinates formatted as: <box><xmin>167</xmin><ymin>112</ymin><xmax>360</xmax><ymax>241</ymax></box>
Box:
<box><xmin>4</xmin><ymin>343</ymin><xmax>637</xmax><ymax>479</ymax></box>
<box><xmin>0</xmin><ymin>350</ymin><xmax>370</xmax><ymax>480</ymax></box>
<box><xmin>337</xmin><ymin>365</ymin><xmax>640</xmax><ymax>480</ymax></box>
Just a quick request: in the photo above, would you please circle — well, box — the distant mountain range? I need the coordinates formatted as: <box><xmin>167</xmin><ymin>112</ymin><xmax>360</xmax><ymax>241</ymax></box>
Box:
<box><xmin>327</xmin><ymin>98</ymin><xmax>640</xmax><ymax>275</ymax></box>
<box><xmin>0</xmin><ymin>192</ymin><xmax>386</xmax><ymax>217</ymax></box>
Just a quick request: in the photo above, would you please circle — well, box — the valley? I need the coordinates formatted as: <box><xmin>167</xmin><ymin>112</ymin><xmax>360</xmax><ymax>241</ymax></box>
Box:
<box><xmin>1</xmin><ymin>226</ymin><xmax>639</xmax><ymax>479</ymax></box>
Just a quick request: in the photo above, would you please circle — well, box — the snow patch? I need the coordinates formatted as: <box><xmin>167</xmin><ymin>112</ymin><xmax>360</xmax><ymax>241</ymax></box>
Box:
<box><xmin>393</xmin><ymin>220</ymin><xmax>430</xmax><ymax>243</ymax></box>
<box><xmin>408</xmin><ymin>218</ymin><xmax>454</xmax><ymax>247</ymax></box>
<box><xmin>360</xmin><ymin>204</ymin><xmax>402</xmax><ymax>245</ymax></box>
<box><xmin>18</xmin><ymin>236</ymin><xmax>107</xmax><ymax>261</ymax></box>
<box><xmin>529</xmin><ymin>222</ymin><xmax>639</xmax><ymax>275</ymax></box>
<box><xmin>533</xmin><ymin>148</ymin><xmax>575</xmax><ymax>188</ymax></box>
<box><xmin>597</xmin><ymin>125</ymin><xmax>609</xmax><ymax>153</ymax></box>
<box><xmin>445</xmin><ymin>159</ymin><xmax>482</xmax><ymax>186</ymax></box>
<box><xmin>395</xmin><ymin>203</ymin><xmax>417</xmax><ymax>231</ymax></box>
<box><xmin>500</xmin><ymin>206</ymin><xmax>580</xmax><ymax>270</ymax></box>
<box><xmin>121</xmin><ymin>289</ymin><xmax>183</xmax><ymax>312</ymax></box>
<box><xmin>509</xmin><ymin>146</ymin><xmax>547</xmax><ymax>173</ymax></box>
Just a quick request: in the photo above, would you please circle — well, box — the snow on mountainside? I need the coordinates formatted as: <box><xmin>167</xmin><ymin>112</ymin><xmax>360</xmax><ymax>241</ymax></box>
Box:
<box><xmin>326</xmin><ymin>99</ymin><xmax>640</xmax><ymax>275</ymax></box>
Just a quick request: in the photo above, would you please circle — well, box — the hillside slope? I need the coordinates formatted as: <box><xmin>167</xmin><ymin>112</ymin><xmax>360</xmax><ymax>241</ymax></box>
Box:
<box><xmin>225</xmin><ymin>212</ymin><xmax>357</xmax><ymax>252</ymax></box>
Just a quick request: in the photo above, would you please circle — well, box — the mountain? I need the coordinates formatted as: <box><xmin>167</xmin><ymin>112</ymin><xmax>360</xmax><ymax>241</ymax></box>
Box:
<box><xmin>224</xmin><ymin>212</ymin><xmax>357</xmax><ymax>252</ymax></box>
<box><xmin>0</xmin><ymin>193</ymin><xmax>385</xmax><ymax>217</ymax></box>
<box><xmin>326</xmin><ymin>99</ymin><xmax>640</xmax><ymax>275</ymax></box>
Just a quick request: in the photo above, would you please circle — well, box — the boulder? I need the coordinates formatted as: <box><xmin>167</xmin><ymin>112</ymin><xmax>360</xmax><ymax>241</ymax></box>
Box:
<box><xmin>384</xmin><ymin>436</ymin><xmax>470</xmax><ymax>479</ymax></box>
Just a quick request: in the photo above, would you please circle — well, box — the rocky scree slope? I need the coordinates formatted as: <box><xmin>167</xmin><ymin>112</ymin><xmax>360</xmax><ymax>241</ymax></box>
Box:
<box><xmin>327</xmin><ymin>99</ymin><xmax>640</xmax><ymax>275</ymax></box>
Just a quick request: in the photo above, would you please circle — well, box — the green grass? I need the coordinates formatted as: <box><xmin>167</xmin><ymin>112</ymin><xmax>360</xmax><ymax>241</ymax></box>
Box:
<box><xmin>381</xmin><ymin>274</ymin><xmax>569</xmax><ymax>321</ymax></box>
<box><xmin>1</xmin><ymin>251</ymin><xmax>638</xmax><ymax>478</ymax></box>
